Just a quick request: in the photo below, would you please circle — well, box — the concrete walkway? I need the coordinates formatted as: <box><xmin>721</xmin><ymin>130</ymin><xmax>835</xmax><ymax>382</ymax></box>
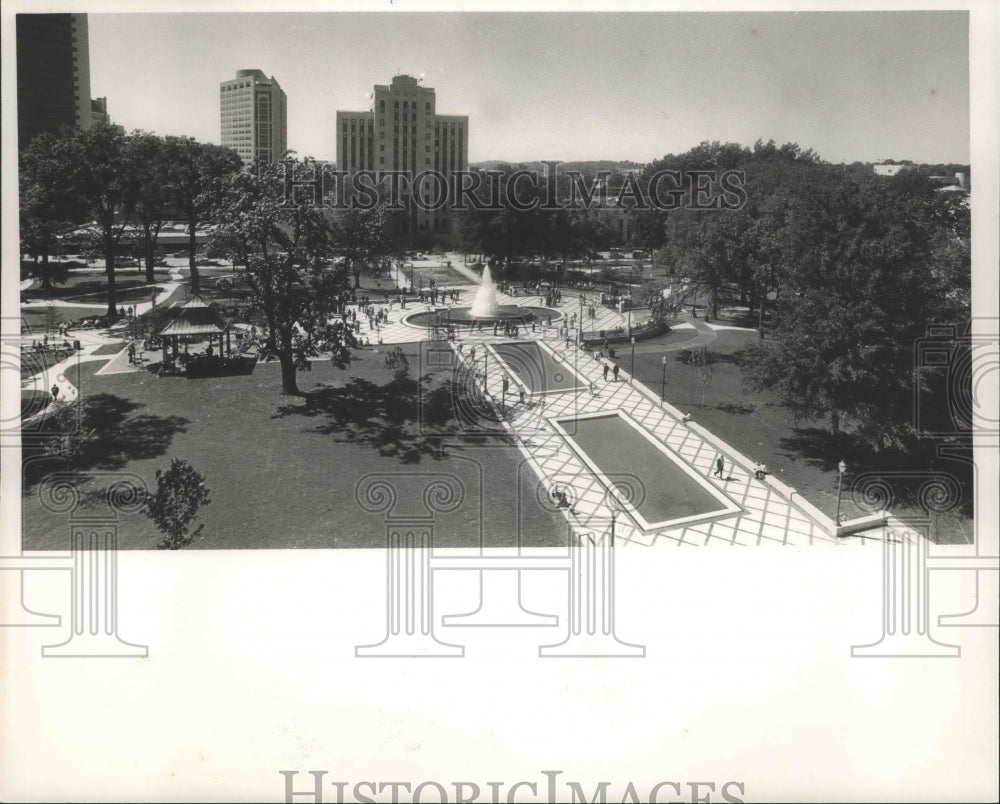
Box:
<box><xmin>17</xmin><ymin>267</ymin><xmax>188</xmax><ymax>418</ymax></box>
<box><xmin>19</xmin><ymin>267</ymin><xmax>185</xmax><ymax>315</ymax></box>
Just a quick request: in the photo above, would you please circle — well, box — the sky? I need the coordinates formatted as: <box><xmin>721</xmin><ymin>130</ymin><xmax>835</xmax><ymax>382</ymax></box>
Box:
<box><xmin>82</xmin><ymin>10</ymin><xmax>969</xmax><ymax>166</ymax></box>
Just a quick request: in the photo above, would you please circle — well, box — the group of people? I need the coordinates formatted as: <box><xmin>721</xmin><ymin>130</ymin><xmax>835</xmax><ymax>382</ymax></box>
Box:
<box><xmin>711</xmin><ymin>454</ymin><xmax>769</xmax><ymax>482</ymax></box>
<box><xmin>29</xmin><ymin>335</ymin><xmax>72</xmax><ymax>353</ymax></box>
<box><xmin>417</xmin><ymin>287</ymin><xmax>459</xmax><ymax>305</ymax></box>
<box><xmin>384</xmin><ymin>345</ymin><xmax>409</xmax><ymax>371</ymax></box>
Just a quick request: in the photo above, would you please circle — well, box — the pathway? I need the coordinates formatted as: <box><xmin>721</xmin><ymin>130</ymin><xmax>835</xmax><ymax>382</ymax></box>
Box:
<box><xmin>19</xmin><ymin>267</ymin><xmax>186</xmax><ymax>316</ymax></box>
<box><xmin>442</xmin><ymin>315</ymin><xmax>880</xmax><ymax>549</ymax></box>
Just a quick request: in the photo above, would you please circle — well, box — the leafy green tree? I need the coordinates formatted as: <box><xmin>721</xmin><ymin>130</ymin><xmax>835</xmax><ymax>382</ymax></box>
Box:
<box><xmin>164</xmin><ymin>137</ymin><xmax>242</xmax><ymax>294</ymax></box>
<box><xmin>210</xmin><ymin>159</ymin><xmax>348</xmax><ymax>395</ymax></box>
<box><xmin>53</xmin><ymin>123</ymin><xmax>142</xmax><ymax>317</ymax></box>
<box><xmin>131</xmin><ymin>133</ymin><xmax>173</xmax><ymax>283</ymax></box>
<box><xmin>741</xmin><ymin>169</ymin><xmax>969</xmax><ymax>448</ymax></box>
<box><xmin>145</xmin><ymin>458</ymin><xmax>211</xmax><ymax>550</ymax></box>
<box><xmin>19</xmin><ymin>131</ymin><xmax>83</xmax><ymax>291</ymax></box>
<box><xmin>693</xmin><ymin>347</ymin><xmax>716</xmax><ymax>407</ymax></box>
<box><xmin>335</xmin><ymin>205</ymin><xmax>394</xmax><ymax>290</ymax></box>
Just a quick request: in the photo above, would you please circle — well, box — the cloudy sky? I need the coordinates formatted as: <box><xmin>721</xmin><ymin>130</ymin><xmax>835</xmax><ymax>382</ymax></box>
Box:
<box><xmin>85</xmin><ymin>10</ymin><xmax>968</xmax><ymax>165</ymax></box>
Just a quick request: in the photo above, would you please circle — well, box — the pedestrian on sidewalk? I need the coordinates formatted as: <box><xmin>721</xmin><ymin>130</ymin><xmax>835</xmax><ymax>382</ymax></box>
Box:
<box><xmin>613</xmin><ymin>363</ymin><xmax>620</xmax><ymax>382</ymax></box>
<box><xmin>713</xmin><ymin>455</ymin><xmax>725</xmax><ymax>478</ymax></box>
<box><xmin>603</xmin><ymin>363</ymin><xmax>609</xmax><ymax>381</ymax></box>
<box><xmin>51</xmin><ymin>384</ymin><xmax>60</xmax><ymax>402</ymax></box>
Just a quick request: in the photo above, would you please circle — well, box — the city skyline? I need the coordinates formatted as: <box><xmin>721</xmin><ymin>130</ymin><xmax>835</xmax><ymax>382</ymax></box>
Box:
<box><xmin>82</xmin><ymin>11</ymin><xmax>970</xmax><ymax>165</ymax></box>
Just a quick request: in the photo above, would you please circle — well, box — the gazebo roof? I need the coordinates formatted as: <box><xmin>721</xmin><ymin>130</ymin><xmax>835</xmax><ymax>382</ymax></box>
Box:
<box><xmin>158</xmin><ymin>296</ymin><xmax>230</xmax><ymax>338</ymax></box>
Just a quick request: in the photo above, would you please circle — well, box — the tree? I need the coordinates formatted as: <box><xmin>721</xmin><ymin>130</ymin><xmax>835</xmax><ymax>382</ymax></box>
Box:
<box><xmin>131</xmin><ymin>133</ymin><xmax>173</xmax><ymax>283</ymax></box>
<box><xmin>455</xmin><ymin>166</ymin><xmax>546</xmax><ymax>270</ymax></box>
<box><xmin>335</xmin><ymin>205</ymin><xmax>393</xmax><ymax>290</ymax></box>
<box><xmin>55</xmin><ymin>123</ymin><xmax>141</xmax><ymax>317</ymax></box>
<box><xmin>19</xmin><ymin>131</ymin><xmax>82</xmax><ymax>291</ymax></box>
<box><xmin>145</xmin><ymin>458</ymin><xmax>211</xmax><ymax>550</ymax></box>
<box><xmin>692</xmin><ymin>347</ymin><xmax>716</xmax><ymax>407</ymax></box>
<box><xmin>164</xmin><ymin>137</ymin><xmax>242</xmax><ymax>294</ymax></box>
<box><xmin>210</xmin><ymin>160</ymin><xmax>348</xmax><ymax>395</ymax></box>
<box><xmin>741</xmin><ymin>169</ymin><xmax>969</xmax><ymax>448</ymax></box>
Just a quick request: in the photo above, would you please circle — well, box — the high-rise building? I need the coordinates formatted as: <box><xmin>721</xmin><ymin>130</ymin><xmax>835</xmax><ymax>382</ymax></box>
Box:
<box><xmin>90</xmin><ymin>97</ymin><xmax>110</xmax><ymax>126</ymax></box>
<box><xmin>16</xmin><ymin>13</ymin><xmax>93</xmax><ymax>148</ymax></box>
<box><xmin>337</xmin><ymin>74</ymin><xmax>469</xmax><ymax>243</ymax></box>
<box><xmin>220</xmin><ymin>69</ymin><xmax>287</xmax><ymax>166</ymax></box>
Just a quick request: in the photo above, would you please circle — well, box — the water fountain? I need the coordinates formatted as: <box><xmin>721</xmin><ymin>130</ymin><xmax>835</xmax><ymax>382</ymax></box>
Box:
<box><xmin>401</xmin><ymin>262</ymin><xmax>566</xmax><ymax>332</ymax></box>
<box><xmin>437</xmin><ymin>263</ymin><xmax>536</xmax><ymax>325</ymax></box>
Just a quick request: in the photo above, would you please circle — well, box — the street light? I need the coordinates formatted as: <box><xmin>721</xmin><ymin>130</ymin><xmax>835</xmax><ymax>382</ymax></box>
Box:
<box><xmin>835</xmin><ymin>460</ymin><xmax>848</xmax><ymax>527</ymax></box>
<box><xmin>606</xmin><ymin>486</ymin><xmax>626</xmax><ymax>548</ymax></box>
<box><xmin>630</xmin><ymin>336</ymin><xmax>636</xmax><ymax>384</ymax></box>
<box><xmin>660</xmin><ymin>355</ymin><xmax>667</xmax><ymax>402</ymax></box>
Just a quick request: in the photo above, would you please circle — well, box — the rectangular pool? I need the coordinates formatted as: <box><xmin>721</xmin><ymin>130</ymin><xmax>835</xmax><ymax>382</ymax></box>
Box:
<box><xmin>488</xmin><ymin>340</ymin><xmax>589</xmax><ymax>396</ymax></box>
<box><xmin>551</xmin><ymin>410</ymin><xmax>742</xmax><ymax>531</ymax></box>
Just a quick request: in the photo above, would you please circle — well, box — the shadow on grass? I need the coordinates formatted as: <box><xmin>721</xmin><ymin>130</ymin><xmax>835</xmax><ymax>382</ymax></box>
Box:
<box><xmin>22</xmin><ymin>393</ymin><xmax>190</xmax><ymax>491</ymax></box>
<box><xmin>717</xmin><ymin>402</ymin><xmax>755</xmax><ymax>415</ymax></box>
<box><xmin>778</xmin><ymin>427</ymin><xmax>974</xmax><ymax>519</ymax></box>
<box><xmin>273</xmin><ymin>366</ymin><xmax>501</xmax><ymax>464</ymax></box>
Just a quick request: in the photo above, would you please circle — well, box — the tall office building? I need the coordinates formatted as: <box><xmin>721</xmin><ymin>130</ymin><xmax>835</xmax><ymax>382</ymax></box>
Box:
<box><xmin>220</xmin><ymin>69</ymin><xmax>288</xmax><ymax>166</ymax></box>
<box><xmin>90</xmin><ymin>97</ymin><xmax>110</xmax><ymax>126</ymax></box>
<box><xmin>337</xmin><ymin>74</ymin><xmax>469</xmax><ymax>243</ymax></box>
<box><xmin>16</xmin><ymin>13</ymin><xmax>93</xmax><ymax>148</ymax></box>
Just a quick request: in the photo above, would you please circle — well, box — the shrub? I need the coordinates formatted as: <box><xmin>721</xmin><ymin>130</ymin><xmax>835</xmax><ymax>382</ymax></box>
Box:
<box><xmin>145</xmin><ymin>459</ymin><xmax>211</xmax><ymax>550</ymax></box>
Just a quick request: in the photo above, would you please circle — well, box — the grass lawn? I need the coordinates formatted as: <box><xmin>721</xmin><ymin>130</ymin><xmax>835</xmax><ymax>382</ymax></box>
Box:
<box><xmin>21</xmin><ymin>342</ymin><xmax>568</xmax><ymax>551</ymax></box>
<box><xmin>19</xmin><ymin>348</ymin><xmax>72</xmax><ymax>381</ymax></box>
<box><xmin>22</xmin><ymin>270</ymin><xmax>173</xmax><ymax>303</ymax></box>
<box><xmin>409</xmin><ymin>262</ymin><xmax>473</xmax><ymax>288</ymax></box>
<box><xmin>21</xmin><ymin>390</ymin><xmax>51</xmax><ymax>419</ymax></box>
<box><xmin>631</xmin><ymin>329</ymin><xmax>974</xmax><ymax>544</ymax></box>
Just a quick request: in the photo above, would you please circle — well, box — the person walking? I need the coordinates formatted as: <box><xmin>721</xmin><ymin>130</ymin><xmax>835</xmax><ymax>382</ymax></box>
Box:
<box><xmin>613</xmin><ymin>363</ymin><xmax>620</xmax><ymax>382</ymax></box>
<box><xmin>51</xmin><ymin>384</ymin><xmax>60</xmax><ymax>402</ymax></box>
<box><xmin>713</xmin><ymin>455</ymin><xmax>725</xmax><ymax>478</ymax></box>
<box><xmin>603</xmin><ymin>363</ymin><xmax>609</xmax><ymax>381</ymax></box>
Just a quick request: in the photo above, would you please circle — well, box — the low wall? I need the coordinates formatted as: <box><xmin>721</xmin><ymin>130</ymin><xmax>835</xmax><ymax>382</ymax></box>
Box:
<box><xmin>582</xmin><ymin>320</ymin><xmax>668</xmax><ymax>347</ymax></box>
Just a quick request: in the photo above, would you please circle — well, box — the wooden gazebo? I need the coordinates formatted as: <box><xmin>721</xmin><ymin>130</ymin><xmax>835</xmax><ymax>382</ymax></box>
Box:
<box><xmin>157</xmin><ymin>296</ymin><xmax>232</xmax><ymax>366</ymax></box>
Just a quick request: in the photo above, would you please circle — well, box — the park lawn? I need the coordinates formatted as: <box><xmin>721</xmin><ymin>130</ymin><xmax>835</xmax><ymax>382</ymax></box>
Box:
<box><xmin>409</xmin><ymin>261</ymin><xmax>473</xmax><ymax>289</ymax></box>
<box><xmin>21</xmin><ymin>390</ymin><xmax>51</xmax><ymax>419</ymax></box>
<box><xmin>21</xmin><ymin>343</ymin><xmax>568</xmax><ymax>551</ymax></box>
<box><xmin>19</xmin><ymin>348</ymin><xmax>71</xmax><ymax>381</ymax></box>
<box><xmin>22</xmin><ymin>270</ymin><xmax>173</xmax><ymax>302</ymax></box>
<box><xmin>632</xmin><ymin>329</ymin><xmax>973</xmax><ymax>544</ymax></box>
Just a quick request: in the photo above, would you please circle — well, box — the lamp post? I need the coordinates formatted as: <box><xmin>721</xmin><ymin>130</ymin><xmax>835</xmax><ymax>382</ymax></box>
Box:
<box><xmin>835</xmin><ymin>460</ymin><xmax>847</xmax><ymax>526</ymax></box>
<box><xmin>660</xmin><ymin>355</ymin><xmax>667</xmax><ymax>402</ymax></box>
<box><xmin>630</xmin><ymin>336</ymin><xmax>636</xmax><ymax>384</ymax></box>
<box><xmin>606</xmin><ymin>486</ymin><xmax>625</xmax><ymax>548</ymax></box>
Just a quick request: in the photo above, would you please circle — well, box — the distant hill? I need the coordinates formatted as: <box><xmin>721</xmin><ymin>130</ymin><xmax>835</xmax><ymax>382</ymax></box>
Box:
<box><xmin>470</xmin><ymin>160</ymin><xmax>644</xmax><ymax>176</ymax></box>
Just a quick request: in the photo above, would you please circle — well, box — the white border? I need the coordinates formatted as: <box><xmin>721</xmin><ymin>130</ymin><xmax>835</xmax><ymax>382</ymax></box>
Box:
<box><xmin>549</xmin><ymin>408</ymin><xmax>744</xmax><ymax>532</ymax></box>
<box><xmin>485</xmin><ymin>338</ymin><xmax>590</xmax><ymax>397</ymax></box>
